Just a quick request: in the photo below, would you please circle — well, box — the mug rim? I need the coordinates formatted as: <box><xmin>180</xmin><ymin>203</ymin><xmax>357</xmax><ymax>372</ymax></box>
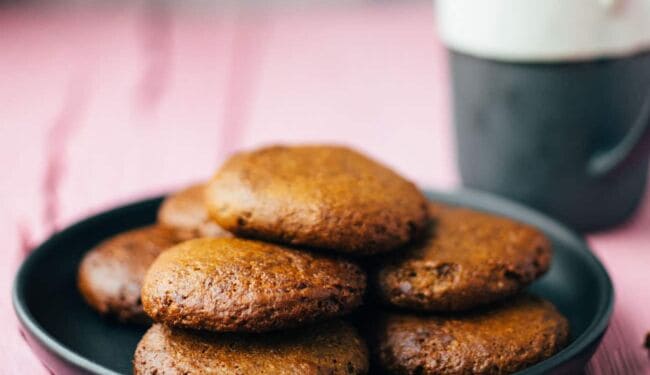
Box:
<box><xmin>436</xmin><ymin>0</ymin><xmax>650</xmax><ymax>62</ymax></box>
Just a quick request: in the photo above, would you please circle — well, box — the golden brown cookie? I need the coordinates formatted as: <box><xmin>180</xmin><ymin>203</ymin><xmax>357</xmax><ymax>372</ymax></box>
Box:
<box><xmin>77</xmin><ymin>225</ymin><xmax>183</xmax><ymax>323</ymax></box>
<box><xmin>205</xmin><ymin>145</ymin><xmax>429</xmax><ymax>255</ymax></box>
<box><xmin>133</xmin><ymin>321</ymin><xmax>369</xmax><ymax>375</ymax></box>
<box><xmin>374</xmin><ymin>295</ymin><xmax>569</xmax><ymax>375</ymax></box>
<box><xmin>375</xmin><ymin>202</ymin><xmax>551</xmax><ymax>311</ymax></box>
<box><xmin>158</xmin><ymin>183</ymin><xmax>231</xmax><ymax>240</ymax></box>
<box><xmin>141</xmin><ymin>237</ymin><xmax>366</xmax><ymax>332</ymax></box>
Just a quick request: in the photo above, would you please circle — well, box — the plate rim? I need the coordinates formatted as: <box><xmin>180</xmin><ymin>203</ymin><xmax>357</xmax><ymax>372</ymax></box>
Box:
<box><xmin>11</xmin><ymin>197</ymin><xmax>164</xmax><ymax>375</ymax></box>
<box><xmin>12</xmin><ymin>188</ymin><xmax>615</xmax><ymax>375</ymax></box>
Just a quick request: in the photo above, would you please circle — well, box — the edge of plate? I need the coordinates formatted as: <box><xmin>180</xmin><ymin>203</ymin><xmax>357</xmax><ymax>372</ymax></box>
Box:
<box><xmin>12</xmin><ymin>197</ymin><xmax>164</xmax><ymax>375</ymax></box>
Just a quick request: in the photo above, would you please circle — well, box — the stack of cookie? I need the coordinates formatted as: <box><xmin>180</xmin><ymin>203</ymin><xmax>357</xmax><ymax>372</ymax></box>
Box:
<box><xmin>370</xmin><ymin>202</ymin><xmax>570</xmax><ymax>374</ymax></box>
<box><xmin>77</xmin><ymin>144</ymin><xmax>569</xmax><ymax>375</ymax></box>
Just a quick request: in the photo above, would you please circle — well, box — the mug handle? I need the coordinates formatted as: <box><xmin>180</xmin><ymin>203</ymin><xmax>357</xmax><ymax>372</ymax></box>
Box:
<box><xmin>588</xmin><ymin>92</ymin><xmax>650</xmax><ymax>178</ymax></box>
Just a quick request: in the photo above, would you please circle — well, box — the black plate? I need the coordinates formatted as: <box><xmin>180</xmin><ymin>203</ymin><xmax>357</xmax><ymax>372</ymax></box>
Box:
<box><xmin>13</xmin><ymin>189</ymin><xmax>614</xmax><ymax>375</ymax></box>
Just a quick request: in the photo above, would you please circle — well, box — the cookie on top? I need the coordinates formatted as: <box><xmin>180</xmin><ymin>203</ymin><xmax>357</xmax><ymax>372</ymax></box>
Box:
<box><xmin>205</xmin><ymin>145</ymin><xmax>429</xmax><ymax>256</ymax></box>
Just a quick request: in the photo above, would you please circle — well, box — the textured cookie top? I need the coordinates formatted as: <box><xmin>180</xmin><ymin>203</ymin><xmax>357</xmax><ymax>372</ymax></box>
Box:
<box><xmin>134</xmin><ymin>321</ymin><xmax>369</xmax><ymax>375</ymax></box>
<box><xmin>141</xmin><ymin>237</ymin><xmax>367</xmax><ymax>332</ymax></box>
<box><xmin>158</xmin><ymin>183</ymin><xmax>231</xmax><ymax>240</ymax></box>
<box><xmin>375</xmin><ymin>203</ymin><xmax>551</xmax><ymax>311</ymax></box>
<box><xmin>77</xmin><ymin>225</ymin><xmax>182</xmax><ymax>323</ymax></box>
<box><xmin>205</xmin><ymin>145</ymin><xmax>429</xmax><ymax>255</ymax></box>
<box><xmin>375</xmin><ymin>295</ymin><xmax>570</xmax><ymax>375</ymax></box>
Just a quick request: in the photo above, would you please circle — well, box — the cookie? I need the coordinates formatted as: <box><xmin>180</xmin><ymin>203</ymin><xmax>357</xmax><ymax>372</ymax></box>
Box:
<box><xmin>134</xmin><ymin>320</ymin><xmax>369</xmax><ymax>375</ymax></box>
<box><xmin>141</xmin><ymin>237</ymin><xmax>366</xmax><ymax>332</ymax></box>
<box><xmin>158</xmin><ymin>183</ymin><xmax>231</xmax><ymax>240</ymax></box>
<box><xmin>375</xmin><ymin>202</ymin><xmax>551</xmax><ymax>311</ymax></box>
<box><xmin>77</xmin><ymin>225</ymin><xmax>182</xmax><ymax>323</ymax></box>
<box><xmin>205</xmin><ymin>145</ymin><xmax>429</xmax><ymax>255</ymax></box>
<box><xmin>374</xmin><ymin>295</ymin><xmax>569</xmax><ymax>375</ymax></box>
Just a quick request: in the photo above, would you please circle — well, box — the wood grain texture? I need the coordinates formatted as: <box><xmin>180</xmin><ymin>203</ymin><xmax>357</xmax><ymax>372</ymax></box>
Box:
<box><xmin>0</xmin><ymin>2</ymin><xmax>647</xmax><ymax>374</ymax></box>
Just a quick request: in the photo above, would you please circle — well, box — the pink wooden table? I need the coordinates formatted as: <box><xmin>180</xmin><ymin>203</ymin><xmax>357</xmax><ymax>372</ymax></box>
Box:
<box><xmin>1</xmin><ymin>2</ymin><xmax>648</xmax><ymax>374</ymax></box>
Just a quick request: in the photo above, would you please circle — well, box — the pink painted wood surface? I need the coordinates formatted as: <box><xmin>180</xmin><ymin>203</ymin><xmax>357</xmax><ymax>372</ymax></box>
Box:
<box><xmin>0</xmin><ymin>2</ymin><xmax>648</xmax><ymax>374</ymax></box>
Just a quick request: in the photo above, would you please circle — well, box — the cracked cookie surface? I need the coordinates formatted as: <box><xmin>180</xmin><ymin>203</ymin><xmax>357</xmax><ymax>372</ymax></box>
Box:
<box><xmin>141</xmin><ymin>237</ymin><xmax>366</xmax><ymax>332</ymax></box>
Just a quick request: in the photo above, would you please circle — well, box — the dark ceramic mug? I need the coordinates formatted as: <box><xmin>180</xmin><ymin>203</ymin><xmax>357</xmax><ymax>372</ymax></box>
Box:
<box><xmin>438</xmin><ymin>0</ymin><xmax>650</xmax><ymax>231</ymax></box>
